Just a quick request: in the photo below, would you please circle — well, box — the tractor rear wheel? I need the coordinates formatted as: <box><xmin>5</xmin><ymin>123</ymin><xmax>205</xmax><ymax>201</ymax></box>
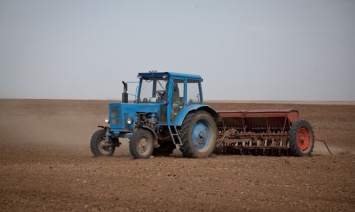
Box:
<box><xmin>90</xmin><ymin>129</ymin><xmax>115</xmax><ymax>157</ymax></box>
<box><xmin>129</xmin><ymin>129</ymin><xmax>154</xmax><ymax>159</ymax></box>
<box><xmin>180</xmin><ymin>111</ymin><xmax>217</xmax><ymax>158</ymax></box>
<box><xmin>153</xmin><ymin>140</ymin><xmax>176</xmax><ymax>157</ymax></box>
<box><xmin>288</xmin><ymin>120</ymin><xmax>314</xmax><ymax>156</ymax></box>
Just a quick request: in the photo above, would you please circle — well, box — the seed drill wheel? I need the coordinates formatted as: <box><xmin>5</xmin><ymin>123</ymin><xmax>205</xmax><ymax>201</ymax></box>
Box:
<box><xmin>90</xmin><ymin>129</ymin><xmax>115</xmax><ymax>157</ymax></box>
<box><xmin>129</xmin><ymin>129</ymin><xmax>154</xmax><ymax>159</ymax></box>
<box><xmin>288</xmin><ymin>120</ymin><xmax>314</xmax><ymax>156</ymax></box>
<box><xmin>180</xmin><ymin>111</ymin><xmax>217</xmax><ymax>158</ymax></box>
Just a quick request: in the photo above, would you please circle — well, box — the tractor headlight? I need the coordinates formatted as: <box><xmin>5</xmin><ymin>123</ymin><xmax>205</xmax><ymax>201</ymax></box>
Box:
<box><xmin>104</xmin><ymin>116</ymin><xmax>110</xmax><ymax>124</ymax></box>
<box><xmin>127</xmin><ymin>118</ymin><xmax>133</xmax><ymax>125</ymax></box>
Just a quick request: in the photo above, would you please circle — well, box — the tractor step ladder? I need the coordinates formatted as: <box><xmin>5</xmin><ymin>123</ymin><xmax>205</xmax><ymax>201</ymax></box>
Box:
<box><xmin>168</xmin><ymin>125</ymin><xmax>183</xmax><ymax>145</ymax></box>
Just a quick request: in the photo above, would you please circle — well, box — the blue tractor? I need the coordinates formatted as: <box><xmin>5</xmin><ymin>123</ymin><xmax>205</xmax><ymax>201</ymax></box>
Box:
<box><xmin>90</xmin><ymin>71</ymin><xmax>219</xmax><ymax>159</ymax></box>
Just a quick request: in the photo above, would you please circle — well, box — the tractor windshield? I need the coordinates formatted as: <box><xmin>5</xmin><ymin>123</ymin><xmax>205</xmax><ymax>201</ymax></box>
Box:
<box><xmin>139</xmin><ymin>78</ymin><xmax>168</xmax><ymax>103</ymax></box>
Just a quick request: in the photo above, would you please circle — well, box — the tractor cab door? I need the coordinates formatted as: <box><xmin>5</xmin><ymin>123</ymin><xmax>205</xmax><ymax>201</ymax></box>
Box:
<box><xmin>160</xmin><ymin>78</ymin><xmax>202</xmax><ymax>125</ymax></box>
<box><xmin>169</xmin><ymin>79</ymin><xmax>185</xmax><ymax>122</ymax></box>
<box><xmin>166</xmin><ymin>78</ymin><xmax>202</xmax><ymax>124</ymax></box>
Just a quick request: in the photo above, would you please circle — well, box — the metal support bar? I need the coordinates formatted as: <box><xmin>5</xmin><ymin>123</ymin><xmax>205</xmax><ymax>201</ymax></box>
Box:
<box><xmin>315</xmin><ymin>139</ymin><xmax>333</xmax><ymax>155</ymax></box>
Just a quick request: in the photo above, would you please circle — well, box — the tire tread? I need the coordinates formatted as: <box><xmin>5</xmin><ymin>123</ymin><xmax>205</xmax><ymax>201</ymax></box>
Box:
<box><xmin>90</xmin><ymin>129</ymin><xmax>115</xmax><ymax>157</ymax></box>
<box><xmin>288</xmin><ymin>120</ymin><xmax>314</xmax><ymax>157</ymax></box>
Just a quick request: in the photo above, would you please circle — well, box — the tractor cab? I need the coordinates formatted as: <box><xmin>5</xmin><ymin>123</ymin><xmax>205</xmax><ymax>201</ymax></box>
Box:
<box><xmin>104</xmin><ymin>72</ymin><xmax>206</xmax><ymax>137</ymax></box>
<box><xmin>136</xmin><ymin>71</ymin><xmax>204</xmax><ymax>125</ymax></box>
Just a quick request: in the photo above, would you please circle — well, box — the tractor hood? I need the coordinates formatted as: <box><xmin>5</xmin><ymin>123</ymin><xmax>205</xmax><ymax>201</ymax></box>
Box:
<box><xmin>108</xmin><ymin>102</ymin><xmax>160</xmax><ymax>135</ymax></box>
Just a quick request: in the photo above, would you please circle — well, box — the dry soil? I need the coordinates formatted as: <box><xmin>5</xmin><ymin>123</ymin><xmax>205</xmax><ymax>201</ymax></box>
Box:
<box><xmin>0</xmin><ymin>99</ymin><xmax>354</xmax><ymax>211</ymax></box>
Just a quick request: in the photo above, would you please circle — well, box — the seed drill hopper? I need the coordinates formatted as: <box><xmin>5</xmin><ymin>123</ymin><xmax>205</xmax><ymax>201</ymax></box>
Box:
<box><xmin>216</xmin><ymin>110</ymin><xmax>314</xmax><ymax>156</ymax></box>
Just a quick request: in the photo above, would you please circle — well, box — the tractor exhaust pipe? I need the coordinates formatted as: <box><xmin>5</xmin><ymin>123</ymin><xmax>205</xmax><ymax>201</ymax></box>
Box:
<box><xmin>122</xmin><ymin>81</ymin><xmax>128</xmax><ymax>103</ymax></box>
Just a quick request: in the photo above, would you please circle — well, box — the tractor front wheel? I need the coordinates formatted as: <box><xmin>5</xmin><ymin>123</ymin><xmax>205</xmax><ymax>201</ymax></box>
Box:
<box><xmin>90</xmin><ymin>129</ymin><xmax>115</xmax><ymax>157</ymax></box>
<box><xmin>129</xmin><ymin>129</ymin><xmax>154</xmax><ymax>159</ymax></box>
<box><xmin>180</xmin><ymin>111</ymin><xmax>217</xmax><ymax>158</ymax></box>
<box><xmin>288</xmin><ymin>120</ymin><xmax>314</xmax><ymax>156</ymax></box>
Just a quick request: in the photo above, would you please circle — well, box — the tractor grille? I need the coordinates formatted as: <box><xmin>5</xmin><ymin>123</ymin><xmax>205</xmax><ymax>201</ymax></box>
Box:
<box><xmin>110</xmin><ymin>106</ymin><xmax>121</xmax><ymax>124</ymax></box>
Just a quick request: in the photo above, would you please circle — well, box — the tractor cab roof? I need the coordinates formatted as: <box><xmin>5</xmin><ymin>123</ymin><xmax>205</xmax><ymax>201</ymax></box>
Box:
<box><xmin>137</xmin><ymin>71</ymin><xmax>202</xmax><ymax>81</ymax></box>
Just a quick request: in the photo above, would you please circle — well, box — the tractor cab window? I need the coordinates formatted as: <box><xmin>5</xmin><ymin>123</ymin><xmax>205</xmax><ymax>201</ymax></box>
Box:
<box><xmin>187</xmin><ymin>80</ymin><xmax>201</xmax><ymax>105</ymax></box>
<box><xmin>139</xmin><ymin>78</ymin><xmax>168</xmax><ymax>103</ymax></box>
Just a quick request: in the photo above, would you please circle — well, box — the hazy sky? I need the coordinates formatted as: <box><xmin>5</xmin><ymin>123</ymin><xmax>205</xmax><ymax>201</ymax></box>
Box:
<box><xmin>1</xmin><ymin>0</ymin><xmax>354</xmax><ymax>101</ymax></box>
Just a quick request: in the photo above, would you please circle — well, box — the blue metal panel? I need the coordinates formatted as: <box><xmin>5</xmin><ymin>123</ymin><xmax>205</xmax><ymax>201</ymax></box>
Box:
<box><xmin>169</xmin><ymin>72</ymin><xmax>202</xmax><ymax>80</ymax></box>
<box><xmin>172</xmin><ymin>104</ymin><xmax>218</xmax><ymax>126</ymax></box>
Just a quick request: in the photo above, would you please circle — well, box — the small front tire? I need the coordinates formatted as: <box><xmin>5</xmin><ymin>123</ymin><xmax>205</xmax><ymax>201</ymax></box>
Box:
<box><xmin>90</xmin><ymin>129</ymin><xmax>115</xmax><ymax>157</ymax></box>
<box><xmin>129</xmin><ymin>129</ymin><xmax>154</xmax><ymax>159</ymax></box>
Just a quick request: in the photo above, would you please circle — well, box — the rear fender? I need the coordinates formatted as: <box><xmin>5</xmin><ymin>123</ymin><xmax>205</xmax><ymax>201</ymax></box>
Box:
<box><xmin>174</xmin><ymin>105</ymin><xmax>219</xmax><ymax>126</ymax></box>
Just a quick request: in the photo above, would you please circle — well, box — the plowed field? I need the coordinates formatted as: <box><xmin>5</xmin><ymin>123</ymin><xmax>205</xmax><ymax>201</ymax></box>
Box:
<box><xmin>1</xmin><ymin>99</ymin><xmax>354</xmax><ymax>211</ymax></box>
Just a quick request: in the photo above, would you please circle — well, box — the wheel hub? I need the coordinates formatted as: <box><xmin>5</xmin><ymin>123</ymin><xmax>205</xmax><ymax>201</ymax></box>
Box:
<box><xmin>297</xmin><ymin>128</ymin><xmax>309</xmax><ymax>151</ymax></box>
<box><xmin>196</xmin><ymin>131</ymin><xmax>206</xmax><ymax>144</ymax></box>
<box><xmin>192</xmin><ymin>121</ymin><xmax>211</xmax><ymax>150</ymax></box>
<box><xmin>138</xmin><ymin>138</ymin><xmax>148</xmax><ymax>153</ymax></box>
<box><xmin>99</xmin><ymin>140</ymin><xmax>109</xmax><ymax>147</ymax></box>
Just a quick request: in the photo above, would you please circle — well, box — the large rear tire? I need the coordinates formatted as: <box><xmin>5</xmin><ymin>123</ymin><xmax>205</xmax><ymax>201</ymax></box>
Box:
<box><xmin>179</xmin><ymin>111</ymin><xmax>217</xmax><ymax>158</ymax></box>
<box><xmin>288</xmin><ymin>120</ymin><xmax>314</xmax><ymax>156</ymax></box>
<box><xmin>129</xmin><ymin>129</ymin><xmax>154</xmax><ymax>159</ymax></box>
<box><xmin>90</xmin><ymin>129</ymin><xmax>115</xmax><ymax>157</ymax></box>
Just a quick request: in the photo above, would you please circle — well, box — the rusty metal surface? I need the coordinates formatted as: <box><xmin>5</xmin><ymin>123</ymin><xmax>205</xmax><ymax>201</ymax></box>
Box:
<box><xmin>215</xmin><ymin>109</ymin><xmax>300</xmax><ymax>155</ymax></box>
<box><xmin>218</xmin><ymin>109</ymin><xmax>298</xmax><ymax>119</ymax></box>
